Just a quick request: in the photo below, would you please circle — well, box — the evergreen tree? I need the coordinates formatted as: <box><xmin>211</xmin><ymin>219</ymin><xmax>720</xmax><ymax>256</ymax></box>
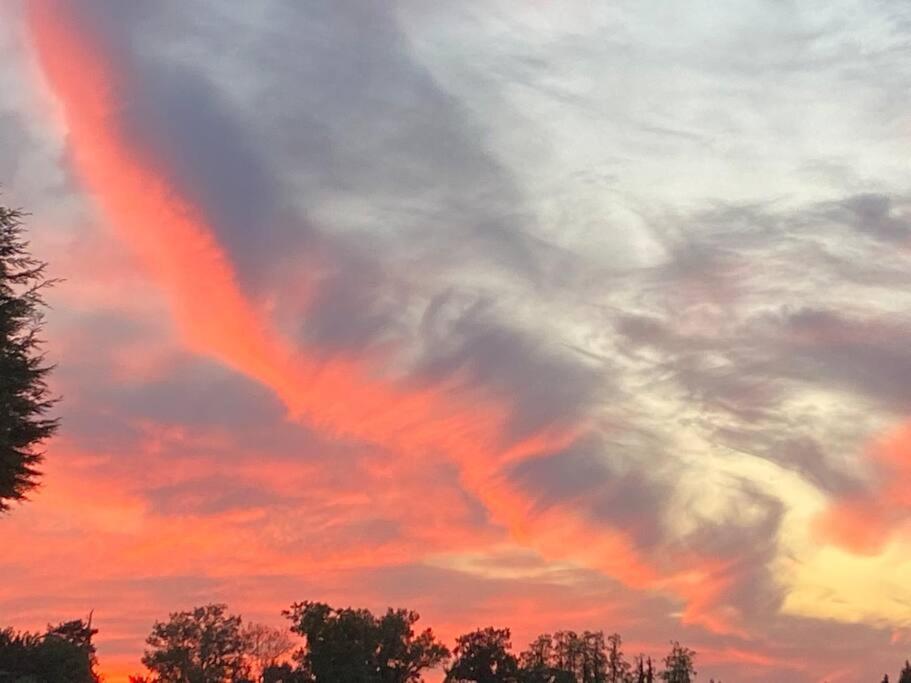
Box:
<box><xmin>900</xmin><ymin>661</ymin><xmax>911</xmax><ymax>683</ymax></box>
<box><xmin>0</xmin><ymin>203</ymin><xmax>58</xmax><ymax>511</ymax></box>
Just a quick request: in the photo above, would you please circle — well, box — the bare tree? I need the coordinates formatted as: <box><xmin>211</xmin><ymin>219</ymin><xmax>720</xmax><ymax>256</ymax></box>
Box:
<box><xmin>243</xmin><ymin>622</ymin><xmax>295</xmax><ymax>680</ymax></box>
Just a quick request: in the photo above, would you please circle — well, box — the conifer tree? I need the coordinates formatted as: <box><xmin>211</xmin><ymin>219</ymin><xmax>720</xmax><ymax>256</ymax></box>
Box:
<box><xmin>0</xmin><ymin>203</ymin><xmax>58</xmax><ymax>511</ymax></box>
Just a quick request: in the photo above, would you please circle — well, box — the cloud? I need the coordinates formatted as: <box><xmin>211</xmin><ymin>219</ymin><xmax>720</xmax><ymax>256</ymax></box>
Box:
<box><xmin>8</xmin><ymin>1</ymin><xmax>911</xmax><ymax>681</ymax></box>
<box><xmin>414</xmin><ymin>292</ymin><xmax>606</xmax><ymax>440</ymax></box>
<box><xmin>27</xmin><ymin>1</ymin><xmax>661</xmax><ymax>604</ymax></box>
<box><xmin>828</xmin><ymin>194</ymin><xmax>911</xmax><ymax>243</ymax></box>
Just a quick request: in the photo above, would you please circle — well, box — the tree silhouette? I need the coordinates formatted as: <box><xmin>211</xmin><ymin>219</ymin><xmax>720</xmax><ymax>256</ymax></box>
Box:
<box><xmin>0</xmin><ymin>618</ymin><xmax>98</xmax><ymax>682</ymax></box>
<box><xmin>660</xmin><ymin>642</ymin><xmax>695</xmax><ymax>683</ymax></box>
<box><xmin>375</xmin><ymin>607</ymin><xmax>450</xmax><ymax>683</ymax></box>
<box><xmin>262</xmin><ymin>662</ymin><xmax>309</xmax><ymax>683</ymax></box>
<box><xmin>446</xmin><ymin>627</ymin><xmax>519</xmax><ymax>683</ymax></box>
<box><xmin>243</xmin><ymin>622</ymin><xmax>295</xmax><ymax>681</ymax></box>
<box><xmin>31</xmin><ymin>599</ymin><xmax>911</xmax><ymax>682</ymax></box>
<box><xmin>553</xmin><ymin>631</ymin><xmax>582</xmax><ymax>676</ymax></box>
<box><xmin>517</xmin><ymin>631</ymin><xmax>611</xmax><ymax>683</ymax></box>
<box><xmin>141</xmin><ymin>603</ymin><xmax>250</xmax><ymax>683</ymax></box>
<box><xmin>605</xmin><ymin>633</ymin><xmax>630</xmax><ymax>683</ymax></box>
<box><xmin>579</xmin><ymin>631</ymin><xmax>608</xmax><ymax>683</ymax></box>
<box><xmin>0</xmin><ymin>203</ymin><xmax>58</xmax><ymax>512</ymax></box>
<box><xmin>518</xmin><ymin>633</ymin><xmax>567</xmax><ymax>683</ymax></box>
<box><xmin>518</xmin><ymin>633</ymin><xmax>554</xmax><ymax>674</ymax></box>
<box><xmin>283</xmin><ymin>601</ymin><xmax>448</xmax><ymax>682</ymax></box>
<box><xmin>47</xmin><ymin>618</ymin><xmax>100</xmax><ymax>675</ymax></box>
<box><xmin>634</xmin><ymin>655</ymin><xmax>656</xmax><ymax>683</ymax></box>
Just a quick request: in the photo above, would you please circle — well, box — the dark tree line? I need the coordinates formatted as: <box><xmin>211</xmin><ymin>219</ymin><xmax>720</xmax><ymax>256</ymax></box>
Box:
<box><xmin>0</xmin><ymin>602</ymin><xmax>700</xmax><ymax>683</ymax></box>
<box><xmin>0</xmin><ymin>202</ymin><xmax>58</xmax><ymax>512</ymax></box>
<box><xmin>130</xmin><ymin>602</ymin><xmax>699</xmax><ymax>683</ymax></box>
<box><xmin>8</xmin><ymin>600</ymin><xmax>911</xmax><ymax>682</ymax></box>
<box><xmin>0</xmin><ymin>618</ymin><xmax>99</xmax><ymax>682</ymax></box>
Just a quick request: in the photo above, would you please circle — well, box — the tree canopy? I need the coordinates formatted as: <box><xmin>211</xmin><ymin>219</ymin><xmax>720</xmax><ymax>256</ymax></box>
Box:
<box><xmin>283</xmin><ymin>601</ymin><xmax>449</xmax><ymax>683</ymax></box>
<box><xmin>659</xmin><ymin>642</ymin><xmax>695</xmax><ymax>683</ymax></box>
<box><xmin>0</xmin><ymin>618</ymin><xmax>99</xmax><ymax>683</ymax></box>
<box><xmin>9</xmin><ymin>599</ymin><xmax>911</xmax><ymax>682</ymax></box>
<box><xmin>446</xmin><ymin>627</ymin><xmax>518</xmax><ymax>683</ymax></box>
<box><xmin>141</xmin><ymin>604</ymin><xmax>250</xmax><ymax>683</ymax></box>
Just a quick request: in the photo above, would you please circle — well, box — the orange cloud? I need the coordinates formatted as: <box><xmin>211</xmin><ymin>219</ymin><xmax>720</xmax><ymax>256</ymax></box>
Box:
<box><xmin>21</xmin><ymin>4</ymin><xmax>774</xmax><ymax>679</ymax></box>
<box><xmin>815</xmin><ymin>422</ymin><xmax>911</xmax><ymax>554</ymax></box>
<box><xmin>26</xmin><ymin>0</ymin><xmax>658</xmax><ymax>591</ymax></box>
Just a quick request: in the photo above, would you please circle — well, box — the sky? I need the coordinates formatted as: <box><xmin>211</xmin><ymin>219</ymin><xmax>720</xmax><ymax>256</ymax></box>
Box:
<box><xmin>1</xmin><ymin>1</ymin><xmax>911</xmax><ymax>681</ymax></box>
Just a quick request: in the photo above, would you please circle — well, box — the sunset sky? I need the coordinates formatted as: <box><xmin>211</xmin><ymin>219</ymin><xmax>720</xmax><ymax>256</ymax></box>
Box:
<box><xmin>2</xmin><ymin>1</ymin><xmax>911</xmax><ymax>681</ymax></box>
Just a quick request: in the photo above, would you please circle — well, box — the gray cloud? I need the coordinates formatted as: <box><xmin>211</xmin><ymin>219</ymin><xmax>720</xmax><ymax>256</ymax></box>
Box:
<box><xmin>765</xmin><ymin>306</ymin><xmax>911</xmax><ymax>412</ymax></box>
<box><xmin>70</xmin><ymin>1</ymin><xmax>305</xmax><ymax>287</ymax></box>
<box><xmin>66</xmin><ymin>0</ymin><xmax>591</xmax><ymax>375</ymax></box>
<box><xmin>415</xmin><ymin>291</ymin><xmax>607</xmax><ymax>440</ymax></box>
<box><xmin>828</xmin><ymin>193</ymin><xmax>911</xmax><ymax>243</ymax></box>
<box><xmin>604</xmin><ymin>196</ymin><xmax>911</xmax><ymax>498</ymax></box>
<box><xmin>508</xmin><ymin>435</ymin><xmax>670</xmax><ymax>548</ymax></box>
<box><xmin>13</xmin><ymin>3</ymin><xmax>911</xmax><ymax>677</ymax></box>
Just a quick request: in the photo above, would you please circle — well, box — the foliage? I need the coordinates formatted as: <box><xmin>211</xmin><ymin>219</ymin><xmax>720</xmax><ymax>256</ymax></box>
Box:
<box><xmin>659</xmin><ymin>642</ymin><xmax>696</xmax><ymax>683</ymax></box>
<box><xmin>0</xmin><ymin>618</ymin><xmax>99</xmax><ymax>683</ymax></box>
<box><xmin>23</xmin><ymin>599</ymin><xmax>911</xmax><ymax>682</ymax></box>
<box><xmin>446</xmin><ymin>627</ymin><xmax>519</xmax><ymax>683</ymax></box>
<box><xmin>141</xmin><ymin>604</ymin><xmax>250</xmax><ymax>683</ymax></box>
<box><xmin>0</xmin><ymin>204</ymin><xmax>58</xmax><ymax>512</ymax></box>
<box><xmin>518</xmin><ymin>633</ymin><xmax>566</xmax><ymax>683</ymax></box>
<box><xmin>262</xmin><ymin>663</ymin><xmax>310</xmax><ymax>683</ymax></box>
<box><xmin>283</xmin><ymin>601</ymin><xmax>449</xmax><ymax>682</ymax></box>
<box><xmin>517</xmin><ymin>631</ymin><xmax>607</xmax><ymax>683</ymax></box>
